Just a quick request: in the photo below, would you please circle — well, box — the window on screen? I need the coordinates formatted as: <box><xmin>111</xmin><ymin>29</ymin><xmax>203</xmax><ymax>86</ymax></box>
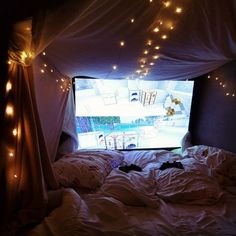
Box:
<box><xmin>74</xmin><ymin>78</ymin><xmax>194</xmax><ymax>150</ymax></box>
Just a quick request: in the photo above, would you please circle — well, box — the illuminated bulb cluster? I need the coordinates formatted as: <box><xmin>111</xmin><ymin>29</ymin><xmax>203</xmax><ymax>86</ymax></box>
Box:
<box><xmin>207</xmin><ymin>74</ymin><xmax>236</xmax><ymax>97</ymax></box>
<box><xmin>41</xmin><ymin>51</ymin><xmax>71</xmax><ymax>92</ymax></box>
<box><xmin>131</xmin><ymin>0</ymin><xmax>184</xmax><ymax>79</ymax></box>
<box><xmin>5</xmin><ymin>65</ymin><xmax>18</xmax><ymax>180</ymax></box>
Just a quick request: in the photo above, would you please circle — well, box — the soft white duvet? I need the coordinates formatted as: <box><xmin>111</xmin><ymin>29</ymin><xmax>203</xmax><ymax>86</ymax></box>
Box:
<box><xmin>29</xmin><ymin>146</ymin><xmax>236</xmax><ymax>236</ymax></box>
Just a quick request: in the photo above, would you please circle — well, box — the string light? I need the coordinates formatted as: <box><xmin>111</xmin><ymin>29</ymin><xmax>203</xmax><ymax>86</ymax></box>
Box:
<box><xmin>42</xmin><ymin>52</ymin><xmax>46</xmax><ymax>56</ymax></box>
<box><xmin>161</xmin><ymin>34</ymin><xmax>168</xmax><ymax>39</ymax></box>
<box><xmin>9</xmin><ymin>152</ymin><xmax>14</xmax><ymax>157</ymax></box>
<box><xmin>40</xmin><ymin>69</ymin><xmax>45</xmax><ymax>73</ymax></box>
<box><xmin>207</xmin><ymin>74</ymin><xmax>236</xmax><ymax>98</ymax></box>
<box><xmin>153</xmin><ymin>27</ymin><xmax>160</xmax><ymax>33</ymax></box>
<box><xmin>120</xmin><ymin>41</ymin><xmax>125</xmax><ymax>47</ymax></box>
<box><xmin>163</xmin><ymin>1</ymin><xmax>171</xmax><ymax>7</ymax></box>
<box><xmin>112</xmin><ymin>65</ymin><xmax>117</xmax><ymax>70</ymax></box>
<box><xmin>6</xmin><ymin>81</ymin><xmax>12</xmax><ymax>92</ymax></box>
<box><xmin>176</xmin><ymin>7</ymin><xmax>182</xmax><ymax>13</ymax></box>
<box><xmin>130</xmin><ymin>18</ymin><xmax>135</xmax><ymax>23</ymax></box>
<box><xmin>5</xmin><ymin>105</ymin><xmax>14</xmax><ymax>116</ymax></box>
<box><xmin>12</xmin><ymin>128</ymin><xmax>17</xmax><ymax>136</ymax></box>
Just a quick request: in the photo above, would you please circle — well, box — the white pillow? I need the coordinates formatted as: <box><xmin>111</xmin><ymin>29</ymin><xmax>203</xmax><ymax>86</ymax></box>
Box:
<box><xmin>53</xmin><ymin>156</ymin><xmax>112</xmax><ymax>190</ymax></box>
<box><xmin>64</xmin><ymin>149</ymin><xmax>124</xmax><ymax>168</ymax></box>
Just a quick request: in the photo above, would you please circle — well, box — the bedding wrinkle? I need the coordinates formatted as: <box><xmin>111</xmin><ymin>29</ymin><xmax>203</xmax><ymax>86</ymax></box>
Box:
<box><xmin>29</xmin><ymin>147</ymin><xmax>236</xmax><ymax>235</ymax></box>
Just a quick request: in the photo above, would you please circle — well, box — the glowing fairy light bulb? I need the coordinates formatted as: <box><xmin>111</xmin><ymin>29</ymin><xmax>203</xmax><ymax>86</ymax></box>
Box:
<box><xmin>50</xmin><ymin>69</ymin><xmax>54</xmax><ymax>73</ymax></box>
<box><xmin>153</xmin><ymin>27</ymin><xmax>159</xmax><ymax>33</ymax></box>
<box><xmin>42</xmin><ymin>52</ymin><xmax>46</xmax><ymax>56</ymax></box>
<box><xmin>144</xmin><ymin>50</ymin><xmax>149</xmax><ymax>55</ymax></box>
<box><xmin>130</xmin><ymin>18</ymin><xmax>135</xmax><ymax>23</ymax></box>
<box><xmin>12</xmin><ymin>128</ymin><xmax>17</xmax><ymax>136</ymax></box>
<box><xmin>40</xmin><ymin>69</ymin><xmax>45</xmax><ymax>73</ymax></box>
<box><xmin>176</xmin><ymin>7</ymin><xmax>182</xmax><ymax>13</ymax></box>
<box><xmin>163</xmin><ymin>1</ymin><xmax>171</xmax><ymax>7</ymax></box>
<box><xmin>155</xmin><ymin>46</ymin><xmax>160</xmax><ymax>50</ymax></box>
<box><xmin>226</xmin><ymin>93</ymin><xmax>230</xmax><ymax>96</ymax></box>
<box><xmin>215</xmin><ymin>77</ymin><xmax>219</xmax><ymax>80</ymax></box>
<box><xmin>8</xmin><ymin>60</ymin><xmax>12</xmax><ymax>65</ymax></box>
<box><xmin>153</xmin><ymin>55</ymin><xmax>159</xmax><ymax>59</ymax></box>
<box><xmin>207</xmin><ymin>75</ymin><xmax>211</xmax><ymax>78</ymax></box>
<box><xmin>120</xmin><ymin>41</ymin><xmax>125</xmax><ymax>47</ymax></box>
<box><xmin>147</xmin><ymin>40</ymin><xmax>152</xmax><ymax>46</ymax></box>
<box><xmin>149</xmin><ymin>0</ymin><xmax>153</xmax><ymax>2</ymax></box>
<box><xmin>5</xmin><ymin>105</ymin><xmax>14</xmax><ymax>116</ymax></box>
<box><xmin>112</xmin><ymin>65</ymin><xmax>117</xmax><ymax>70</ymax></box>
<box><xmin>9</xmin><ymin>152</ymin><xmax>14</xmax><ymax>157</ymax></box>
<box><xmin>136</xmin><ymin>70</ymin><xmax>141</xmax><ymax>74</ymax></box>
<box><xmin>14</xmin><ymin>174</ymin><xmax>18</xmax><ymax>178</ymax></box>
<box><xmin>6</xmin><ymin>81</ymin><xmax>12</xmax><ymax>92</ymax></box>
<box><xmin>232</xmin><ymin>94</ymin><xmax>235</xmax><ymax>97</ymax></box>
<box><xmin>149</xmin><ymin>62</ymin><xmax>155</xmax><ymax>66</ymax></box>
<box><xmin>161</xmin><ymin>34</ymin><xmax>167</xmax><ymax>39</ymax></box>
<box><xmin>43</xmin><ymin>63</ymin><xmax>47</xmax><ymax>67</ymax></box>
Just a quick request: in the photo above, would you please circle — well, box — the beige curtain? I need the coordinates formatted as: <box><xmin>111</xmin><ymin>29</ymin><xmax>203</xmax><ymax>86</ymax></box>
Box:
<box><xmin>2</xmin><ymin>1</ymin><xmax>91</xmax><ymax>231</ymax></box>
<box><xmin>3</xmin><ymin>19</ymin><xmax>60</xmax><ymax>233</ymax></box>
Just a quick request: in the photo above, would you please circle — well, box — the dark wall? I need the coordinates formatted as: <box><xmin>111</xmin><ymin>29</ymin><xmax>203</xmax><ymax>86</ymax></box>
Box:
<box><xmin>189</xmin><ymin>60</ymin><xmax>236</xmax><ymax>153</ymax></box>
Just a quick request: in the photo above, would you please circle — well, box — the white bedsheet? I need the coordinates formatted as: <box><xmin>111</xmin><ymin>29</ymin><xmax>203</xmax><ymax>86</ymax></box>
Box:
<box><xmin>29</xmin><ymin>146</ymin><xmax>236</xmax><ymax>236</ymax></box>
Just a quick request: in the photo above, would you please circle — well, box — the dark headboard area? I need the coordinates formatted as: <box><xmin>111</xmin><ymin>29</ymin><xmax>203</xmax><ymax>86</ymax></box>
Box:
<box><xmin>189</xmin><ymin>60</ymin><xmax>236</xmax><ymax>153</ymax></box>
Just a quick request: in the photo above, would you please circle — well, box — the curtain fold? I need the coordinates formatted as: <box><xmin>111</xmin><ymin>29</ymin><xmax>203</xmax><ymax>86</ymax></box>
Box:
<box><xmin>4</xmin><ymin>18</ymin><xmax>60</xmax><ymax>233</ymax></box>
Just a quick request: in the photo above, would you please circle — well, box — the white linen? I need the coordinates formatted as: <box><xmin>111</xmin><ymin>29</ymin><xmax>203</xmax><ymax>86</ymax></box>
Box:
<box><xmin>29</xmin><ymin>147</ymin><xmax>236</xmax><ymax>236</ymax></box>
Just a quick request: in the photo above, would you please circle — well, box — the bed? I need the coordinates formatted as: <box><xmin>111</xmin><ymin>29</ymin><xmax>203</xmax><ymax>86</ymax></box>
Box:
<box><xmin>28</xmin><ymin>145</ymin><xmax>236</xmax><ymax>236</ymax></box>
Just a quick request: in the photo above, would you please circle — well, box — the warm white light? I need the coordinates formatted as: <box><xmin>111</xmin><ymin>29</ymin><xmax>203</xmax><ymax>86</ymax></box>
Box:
<box><xmin>144</xmin><ymin>50</ymin><xmax>149</xmax><ymax>55</ymax></box>
<box><xmin>6</xmin><ymin>81</ymin><xmax>12</xmax><ymax>92</ymax></box>
<box><xmin>12</xmin><ymin>129</ymin><xmax>17</xmax><ymax>136</ymax></box>
<box><xmin>153</xmin><ymin>55</ymin><xmax>159</xmax><ymax>59</ymax></box>
<box><xmin>215</xmin><ymin>77</ymin><xmax>219</xmax><ymax>80</ymax></box>
<box><xmin>176</xmin><ymin>7</ymin><xmax>182</xmax><ymax>13</ymax></box>
<box><xmin>226</xmin><ymin>93</ymin><xmax>230</xmax><ymax>96</ymax></box>
<box><xmin>56</xmin><ymin>79</ymin><xmax>59</xmax><ymax>83</ymax></box>
<box><xmin>147</xmin><ymin>40</ymin><xmax>152</xmax><ymax>46</ymax></box>
<box><xmin>14</xmin><ymin>174</ymin><xmax>18</xmax><ymax>178</ymax></box>
<box><xmin>42</xmin><ymin>52</ymin><xmax>46</xmax><ymax>56</ymax></box>
<box><xmin>50</xmin><ymin>69</ymin><xmax>54</xmax><ymax>73</ymax></box>
<box><xmin>130</xmin><ymin>18</ymin><xmax>135</xmax><ymax>23</ymax></box>
<box><xmin>61</xmin><ymin>78</ymin><xmax>65</xmax><ymax>82</ymax></box>
<box><xmin>149</xmin><ymin>62</ymin><xmax>155</xmax><ymax>66</ymax></box>
<box><xmin>9</xmin><ymin>152</ymin><xmax>14</xmax><ymax>157</ymax></box>
<box><xmin>163</xmin><ymin>1</ymin><xmax>171</xmax><ymax>7</ymax></box>
<box><xmin>6</xmin><ymin>105</ymin><xmax>14</xmax><ymax>116</ymax></box>
<box><xmin>149</xmin><ymin>0</ymin><xmax>153</xmax><ymax>2</ymax></box>
<box><xmin>140</xmin><ymin>64</ymin><xmax>145</xmax><ymax>68</ymax></box>
<box><xmin>161</xmin><ymin>35</ymin><xmax>167</xmax><ymax>39</ymax></box>
<box><xmin>120</xmin><ymin>41</ymin><xmax>125</xmax><ymax>47</ymax></box>
<box><xmin>43</xmin><ymin>64</ymin><xmax>47</xmax><ymax>67</ymax></box>
<box><xmin>220</xmin><ymin>82</ymin><xmax>223</xmax><ymax>85</ymax></box>
<box><xmin>8</xmin><ymin>60</ymin><xmax>12</xmax><ymax>65</ymax></box>
<box><xmin>153</xmin><ymin>27</ymin><xmax>159</xmax><ymax>33</ymax></box>
<box><xmin>112</xmin><ymin>65</ymin><xmax>117</xmax><ymax>70</ymax></box>
<box><xmin>40</xmin><ymin>69</ymin><xmax>45</xmax><ymax>73</ymax></box>
<box><xmin>155</xmin><ymin>46</ymin><xmax>160</xmax><ymax>50</ymax></box>
<box><xmin>207</xmin><ymin>75</ymin><xmax>211</xmax><ymax>78</ymax></box>
<box><xmin>232</xmin><ymin>94</ymin><xmax>235</xmax><ymax>97</ymax></box>
<box><xmin>223</xmin><ymin>84</ymin><xmax>226</xmax><ymax>88</ymax></box>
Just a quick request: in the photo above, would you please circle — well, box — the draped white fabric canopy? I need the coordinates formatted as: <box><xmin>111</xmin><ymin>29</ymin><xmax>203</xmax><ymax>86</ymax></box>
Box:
<box><xmin>41</xmin><ymin>0</ymin><xmax>236</xmax><ymax>80</ymax></box>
